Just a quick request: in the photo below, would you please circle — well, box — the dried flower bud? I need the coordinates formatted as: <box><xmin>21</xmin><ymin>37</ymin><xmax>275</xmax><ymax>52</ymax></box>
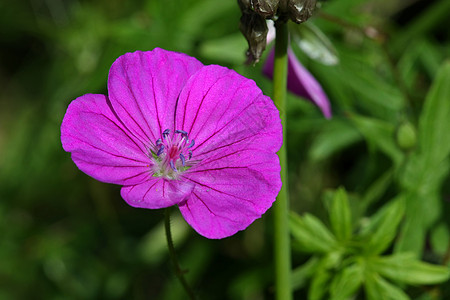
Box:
<box><xmin>238</xmin><ymin>0</ymin><xmax>252</xmax><ymax>13</ymax></box>
<box><xmin>253</xmin><ymin>0</ymin><xmax>280</xmax><ymax>18</ymax></box>
<box><xmin>237</xmin><ymin>0</ymin><xmax>316</xmax><ymax>64</ymax></box>
<box><xmin>239</xmin><ymin>12</ymin><xmax>268</xmax><ymax>64</ymax></box>
<box><xmin>287</xmin><ymin>0</ymin><xmax>317</xmax><ymax>23</ymax></box>
<box><xmin>238</xmin><ymin>0</ymin><xmax>280</xmax><ymax>18</ymax></box>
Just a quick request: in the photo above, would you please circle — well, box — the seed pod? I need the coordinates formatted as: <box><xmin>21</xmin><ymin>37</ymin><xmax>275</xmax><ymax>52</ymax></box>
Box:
<box><xmin>252</xmin><ymin>0</ymin><xmax>280</xmax><ymax>18</ymax></box>
<box><xmin>237</xmin><ymin>0</ymin><xmax>252</xmax><ymax>13</ymax></box>
<box><xmin>287</xmin><ymin>0</ymin><xmax>317</xmax><ymax>23</ymax></box>
<box><xmin>239</xmin><ymin>12</ymin><xmax>268</xmax><ymax>64</ymax></box>
<box><xmin>237</xmin><ymin>0</ymin><xmax>316</xmax><ymax>64</ymax></box>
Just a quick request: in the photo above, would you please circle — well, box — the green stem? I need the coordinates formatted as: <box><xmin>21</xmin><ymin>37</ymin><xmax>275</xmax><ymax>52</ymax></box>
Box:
<box><xmin>164</xmin><ymin>208</ymin><xmax>197</xmax><ymax>300</ymax></box>
<box><xmin>272</xmin><ymin>19</ymin><xmax>292</xmax><ymax>300</ymax></box>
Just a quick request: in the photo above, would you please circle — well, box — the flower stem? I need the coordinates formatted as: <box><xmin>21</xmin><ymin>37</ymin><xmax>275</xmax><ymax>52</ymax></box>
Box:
<box><xmin>164</xmin><ymin>207</ymin><xmax>197</xmax><ymax>300</ymax></box>
<box><xmin>272</xmin><ymin>19</ymin><xmax>292</xmax><ymax>300</ymax></box>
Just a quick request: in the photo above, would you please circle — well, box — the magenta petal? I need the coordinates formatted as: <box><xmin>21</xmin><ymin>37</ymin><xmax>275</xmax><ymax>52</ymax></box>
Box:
<box><xmin>263</xmin><ymin>48</ymin><xmax>332</xmax><ymax>118</ymax></box>
<box><xmin>121</xmin><ymin>178</ymin><xmax>195</xmax><ymax>209</ymax></box>
<box><xmin>173</xmin><ymin>65</ymin><xmax>282</xmax><ymax>238</ymax></box>
<box><xmin>175</xmin><ymin>65</ymin><xmax>282</xmax><ymax>156</ymax></box>
<box><xmin>180</xmin><ymin>149</ymin><xmax>281</xmax><ymax>239</ymax></box>
<box><xmin>61</xmin><ymin>94</ymin><xmax>150</xmax><ymax>185</ymax></box>
<box><xmin>107</xmin><ymin>48</ymin><xmax>204</xmax><ymax>144</ymax></box>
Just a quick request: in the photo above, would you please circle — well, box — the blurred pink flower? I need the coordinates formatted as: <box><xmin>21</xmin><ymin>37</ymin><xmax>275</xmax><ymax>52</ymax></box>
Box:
<box><xmin>61</xmin><ymin>48</ymin><xmax>282</xmax><ymax>239</ymax></box>
<box><xmin>263</xmin><ymin>25</ymin><xmax>332</xmax><ymax>118</ymax></box>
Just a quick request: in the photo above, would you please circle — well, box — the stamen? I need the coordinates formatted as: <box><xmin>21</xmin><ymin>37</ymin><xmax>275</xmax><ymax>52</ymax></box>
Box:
<box><xmin>157</xmin><ymin>145</ymin><xmax>165</xmax><ymax>156</ymax></box>
<box><xmin>169</xmin><ymin>160</ymin><xmax>177</xmax><ymax>172</ymax></box>
<box><xmin>175</xmin><ymin>129</ymin><xmax>188</xmax><ymax>136</ymax></box>
<box><xmin>188</xmin><ymin>150</ymin><xmax>193</xmax><ymax>160</ymax></box>
<box><xmin>156</xmin><ymin>138</ymin><xmax>162</xmax><ymax>146</ymax></box>
<box><xmin>162</xmin><ymin>129</ymin><xmax>170</xmax><ymax>139</ymax></box>
<box><xmin>187</xmin><ymin>139</ymin><xmax>195</xmax><ymax>149</ymax></box>
<box><xmin>180</xmin><ymin>153</ymin><xmax>186</xmax><ymax>166</ymax></box>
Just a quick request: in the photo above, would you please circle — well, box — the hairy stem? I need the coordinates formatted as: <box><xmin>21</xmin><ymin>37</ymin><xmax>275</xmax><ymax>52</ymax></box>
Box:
<box><xmin>272</xmin><ymin>19</ymin><xmax>293</xmax><ymax>300</ymax></box>
<box><xmin>164</xmin><ymin>208</ymin><xmax>196</xmax><ymax>300</ymax></box>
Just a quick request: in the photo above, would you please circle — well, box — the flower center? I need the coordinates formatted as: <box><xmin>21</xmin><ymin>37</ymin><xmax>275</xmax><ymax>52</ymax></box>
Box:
<box><xmin>149</xmin><ymin>129</ymin><xmax>194</xmax><ymax>179</ymax></box>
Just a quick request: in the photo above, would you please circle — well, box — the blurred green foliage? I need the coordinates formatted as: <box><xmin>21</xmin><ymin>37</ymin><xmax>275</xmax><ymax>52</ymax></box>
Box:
<box><xmin>0</xmin><ymin>0</ymin><xmax>449</xmax><ymax>299</ymax></box>
<box><xmin>290</xmin><ymin>188</ymin><xmax>449</xmax><ymax>300</ymax></box>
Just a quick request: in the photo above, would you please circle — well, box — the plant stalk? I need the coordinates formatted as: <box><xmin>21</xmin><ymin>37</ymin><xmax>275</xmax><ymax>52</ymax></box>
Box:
<box><xmin>272</xmin><ymin>19</ymin><xmax>293</xmax><ymax>300</ymax></box>
<box><xmin>164</xmin><ymin>208</ymin><xmax>197</xmax><ymax>300</ymax></box>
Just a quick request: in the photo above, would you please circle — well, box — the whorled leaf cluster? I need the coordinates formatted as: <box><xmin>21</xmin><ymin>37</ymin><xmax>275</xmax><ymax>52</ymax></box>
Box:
<box><xmin>238</xmin><ymin>0</ymin><xmax>317</xmax><ymax>63</ymax></box>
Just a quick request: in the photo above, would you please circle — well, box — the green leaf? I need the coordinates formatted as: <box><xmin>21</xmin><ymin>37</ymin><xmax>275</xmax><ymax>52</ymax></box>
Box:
<box><xmin>361</xmin><ymin>197</ymin><xmax>405</xmax><ymax>255</ymax></box>
<box><xmin>365</xmin><ymin>273</ymin><xmax>410</xmax><ymax>300</ymax></box>
<box><xmin>349</xmin><ymin>114</ymin><xmax>404</xmax><ymax>167</ymax></box>
<box><xmin>329</xmin><ymin>187</ymin><xmax>352</xmax><ymax>242</ymax></box>
<box><xmin>321</xmin><ymin>251</ymin><xmax>344</xmax><ymax>270</ymax></box>
<box><xmin>308</xmin><ymin>118</ymin><xmax>362</xmax><ymax>161</ymax></box>
<box><xmin>396</xmin><ymin>61</ymin><xmax>450</xmax><ymax>255</ymax></box>
<box><xmin>329</xmin><ymin>262</ymin><xmax>363</xmax><ymax>300</ymax></box>
<box><xmin>290</xmin><ymin>21</ymin><xmax>339</xmax><ymax>66</ymax></box>
<box><xmin>392</xmin><ymin>1</ymin><xmax>450</xmax><ymax>55</ymax></box>
<box><xmin>359</xmin><ymin>169</ymin><xmax>394</xmax><ymax>214</ymax></box>
<box><xmin>417</xmin><ymin>61</ymin><xmax>450</xmax><ymax>168</ymax></box>
<box><xmin>430</xmin><ymin>222</ymin><xmax>450</xmax><ymax>255</ymax></box>
<box><xmin>290</xmin><ymin>212</ymin><xmax>338</xmax><ymax>253</ymax></box>
<box><xmin>396</xmin><ymin>158</ymin><xmax>448</xmax><ymax>256</ymax></box>
<box><xmin>308</xmin><ymin>267</ymin><xmax>332</xmax><ymax>300</ymax></box>
<box><xmin>418</xmin><ymin>39</ymin><xmax>444</xmax><ymax>81</ymax></box>
<box><xmin>292</xmin><ymin>257</ymin><xmax>320</xmax><ymax>290</ymax></box>
<box><xmin>397</xmin><ymin>40</ymin><xmax>424</xmax><ymax>91</ymax></box>
<box><xmin>370</xmin><ymin>253</ymin><xmax>450</xmax><ymax>285</ymax></box>
<box><xmin>337</xmin><ymin>52</ymin><xmax>405</xmax><ymax>118</ymax></box>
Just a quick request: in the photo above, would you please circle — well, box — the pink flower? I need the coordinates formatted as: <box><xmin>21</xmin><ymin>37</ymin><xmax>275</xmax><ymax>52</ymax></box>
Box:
<box><xmin>61</xmin><ymin>48</ymin><xmax>282</xmax><ymax>239</ymax></box>
<box><xmin>263</xmin><ymin>24</ymin><xmax>332</xmax><ymax>118</ymax></box>
<box><xmin>263</xmin><ymin>49</ymin><xmax>332</xmax><ymax>118</ymax></box>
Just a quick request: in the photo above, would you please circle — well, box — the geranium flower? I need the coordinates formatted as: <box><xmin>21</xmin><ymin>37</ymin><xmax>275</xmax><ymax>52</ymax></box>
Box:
<box><xmin>263</xmin><ymin>23</ymin><xmax>332</xmax><ymax>118</ymax></box>
<box><xmin>61</xmin><ymin>48</ymin><xmax>282</xmax><ymax>239</ymax></box>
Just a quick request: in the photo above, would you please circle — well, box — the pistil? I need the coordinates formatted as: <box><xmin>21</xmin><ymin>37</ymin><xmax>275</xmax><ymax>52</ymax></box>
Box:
<box><xmin>150</xmin><ymin>129</ymin><xmax>195</xmax><ymax>179</ymax></box>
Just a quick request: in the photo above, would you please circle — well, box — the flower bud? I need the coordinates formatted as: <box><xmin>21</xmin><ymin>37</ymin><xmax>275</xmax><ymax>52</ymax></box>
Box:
<box><xmin>287</xmin><ymin>0</ymin><xmax>317</xmax><ymax>23</ymax></box>
<box><xmin>253</xmin><ymin>0</ymin><xmax>280</xmax><ymax>18</ymax></box>
<box><xmin>237</xmin><ymin>0</ymin><xmax>317</xmax><ymax>64</ymax></box>
<box><xmin>237</xmin><ymin>0</ymin><xmax>252</xmax><ymax>13</ymax></box>
<box><xmin>395</xmin><ymin>121</ymin><xmax>417</xmax><ymax>152</ymax></box>
<box><xmin>239</xmin><ymin>12</ymin><xmax>268</xmax><ymax>64</ymax></box>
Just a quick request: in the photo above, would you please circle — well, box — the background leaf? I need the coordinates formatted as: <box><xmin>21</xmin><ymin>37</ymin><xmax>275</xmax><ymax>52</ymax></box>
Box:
<box><xmin>359</xmin><ymin>169</ymin><xmax>394</xmax><ymax>214</ymax></box>
<box><xmin>290</xmin><ymin>21</ymin><xmax>339</xmax><ymax>66</ymax></box>
<box><xmin>292</xmin><ymin>257</ymin><xmax>320</xmax><ymax>291</ymax></box>
<box><xmin>361</xmin><ymin>197</ymin><xmax>405</xmax><ymax>255</ymax></box>
<box><xmin>430</xmin><ymin>222</ymin><xmax>450</xmax><ymax>256</ymax></box>
<box><xmin>365</xmin><ymin>273</ymin><xmax>410</xmax><ymax>300</ymax></box>
<box><xmin>290</xmin><ymin>212</ymin><xmax>338</xmax><ymax>253</ymax></box>
<box><xmin>370</xmin><ymin>253</ymin><xmax>450</xmax><ymax>285</ymax></box>
<box><xmin>308</xmin><ymin>267</ymin><xmax>332</xmax><ymax>300</ymax></box>
<box><xmin>417</xmin><ymin>61</ymin><xmax>450</xmax><ymax>167</ymax></box>
<box><xmin>396</xmin><ymin>61</ymin><xmax>450</xmax><ymax>256</ymax></box>
<box><xmin>308</xmin><ymin>118</ymin><xmax>362</xmax><ymax>162</ymax></box>
<box><xmin>349</xmin><ymin>113</ymin><xmax>403</xmax><ymax>167</ymax></box>
<box><xmin>329</xmin><ymin>262</ymin><xmax>363</xmax><ymax>300</ymax></box>
<box><xmin>328</xmin><ymin>187</ymin><xmax>352</xmax><ymax>242</ymax></box>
